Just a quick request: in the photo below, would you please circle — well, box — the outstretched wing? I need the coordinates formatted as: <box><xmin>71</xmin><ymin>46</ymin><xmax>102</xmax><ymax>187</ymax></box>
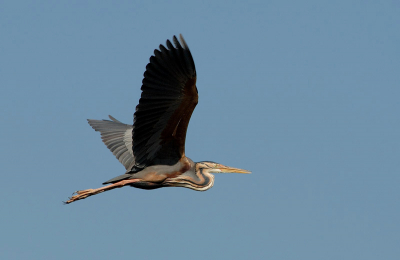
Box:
<box><xmin>131</xmin><ymin>34</ymin><xmax>198</xmax><ymax>171</ymax></box>
<box><xmin>88</xmin><ymin>116</ymin><xmax>135</xmax><ymax>170</ymax></box>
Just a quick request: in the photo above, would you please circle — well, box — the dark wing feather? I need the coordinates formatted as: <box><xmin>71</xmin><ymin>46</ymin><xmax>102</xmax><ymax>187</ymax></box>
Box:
<box><xmin>131</xmin><ymin>35</ymin><xmax>197</xmax><ymax>171</ymax></box>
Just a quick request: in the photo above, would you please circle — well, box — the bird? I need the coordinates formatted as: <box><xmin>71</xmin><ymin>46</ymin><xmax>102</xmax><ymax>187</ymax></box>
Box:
<box><xmin>65</xmin><ymin>34</ymin><xmax>250</xmax><ymax>204</ymax></box>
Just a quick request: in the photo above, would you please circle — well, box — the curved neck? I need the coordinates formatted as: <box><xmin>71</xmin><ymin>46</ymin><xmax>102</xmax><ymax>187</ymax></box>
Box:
<box><xmin>163</xmin><ymin>164</ymin><xmax>215</xmax><ymax>191</ymax></box>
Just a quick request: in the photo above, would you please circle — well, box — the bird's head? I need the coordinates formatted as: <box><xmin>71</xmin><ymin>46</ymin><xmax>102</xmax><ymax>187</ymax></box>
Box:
<box><xmin>162</xmin><ymin>161</ymin><xmax>250</xmax><ymax>191</ymax></box>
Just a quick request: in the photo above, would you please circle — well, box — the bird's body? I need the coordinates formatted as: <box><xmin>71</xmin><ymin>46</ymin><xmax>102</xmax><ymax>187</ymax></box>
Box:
<box><xmin>65</xmin><ymin>35</ymin><xmax>250</xmax><ymax>204</ymax></box>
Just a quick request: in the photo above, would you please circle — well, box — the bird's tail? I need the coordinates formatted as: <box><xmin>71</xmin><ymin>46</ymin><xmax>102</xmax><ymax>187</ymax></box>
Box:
<box><xmin>102</xmin><ymin>173</ymin><xmax>132</xmax><ymax>185</ymax></box>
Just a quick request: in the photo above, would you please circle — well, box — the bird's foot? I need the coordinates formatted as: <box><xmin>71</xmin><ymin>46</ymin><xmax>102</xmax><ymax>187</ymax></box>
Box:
<box><xmin>64</xmin><ymin>189</ymin><xmax>98</xmax><ymax>204</ymax></box>
<box><xmin>64</xmin><ymin>179</ymin><xmax>141</xmax><ymax>204</ymax></box>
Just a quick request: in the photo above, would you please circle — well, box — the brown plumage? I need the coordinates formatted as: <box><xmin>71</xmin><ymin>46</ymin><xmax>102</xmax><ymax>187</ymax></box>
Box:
<box><xmin>65</xmin><ymin>35</ymin><xmax>250</xmax><ymax>204</ymax></box>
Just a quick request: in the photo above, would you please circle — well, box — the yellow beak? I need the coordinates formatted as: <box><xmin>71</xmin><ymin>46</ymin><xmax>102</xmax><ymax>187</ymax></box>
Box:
<box><xmin>218</xmin><ymin>165</ymin><xmax>251</xmax><ymax>174</ymax></box>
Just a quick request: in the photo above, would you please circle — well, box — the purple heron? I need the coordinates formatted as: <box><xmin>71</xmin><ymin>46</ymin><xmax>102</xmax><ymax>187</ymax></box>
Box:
<box><xmin>65</xmin><ymin>35</ymin><xmax>250</xmax><ymax>204</ymax></box>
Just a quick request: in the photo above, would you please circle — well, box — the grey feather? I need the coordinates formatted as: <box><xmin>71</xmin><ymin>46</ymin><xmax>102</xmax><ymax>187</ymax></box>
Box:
<box><xmin>87</xmin><ymin>115</ymin><xmax>135</xmax><ymax>170</ymax></box>
<box><xmin>102</xmin><ymin>173</ymin><xmax>132</xmax><ymax>185</ymax></box>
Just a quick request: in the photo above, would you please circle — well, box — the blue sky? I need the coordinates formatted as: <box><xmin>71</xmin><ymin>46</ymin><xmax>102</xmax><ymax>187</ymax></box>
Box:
<box><xmin>1</xmin><ymin>1</ymin><xmax>399</xmax><ymax>259</ymax></box>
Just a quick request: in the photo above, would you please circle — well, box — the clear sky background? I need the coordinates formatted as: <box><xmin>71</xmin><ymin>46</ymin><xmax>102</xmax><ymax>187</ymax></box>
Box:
<box><xmin>1</xmin><ymin>1</ymin><xmax>399</xmax><ymax>259</ymax></box>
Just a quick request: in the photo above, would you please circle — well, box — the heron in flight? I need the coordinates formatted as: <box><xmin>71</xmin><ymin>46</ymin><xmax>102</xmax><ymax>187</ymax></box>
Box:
<box><xmin>65</xmin><ymin>35</ymin><xmax>250</xmax><ymax>204</ymax></box>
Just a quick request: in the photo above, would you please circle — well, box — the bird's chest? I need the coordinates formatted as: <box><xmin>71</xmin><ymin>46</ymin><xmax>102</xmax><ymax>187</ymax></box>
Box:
<box><xmin>133</xmin><ymin>157</ymin><xmax>191</xmax><ymax>183</ymax></box>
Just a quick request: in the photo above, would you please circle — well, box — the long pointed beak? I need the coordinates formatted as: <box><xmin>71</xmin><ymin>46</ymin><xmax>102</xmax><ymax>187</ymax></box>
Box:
<box><xmin>218</xmin><ymin>165</ymin><xmax>251</xmax><ymax>174</ymax></box>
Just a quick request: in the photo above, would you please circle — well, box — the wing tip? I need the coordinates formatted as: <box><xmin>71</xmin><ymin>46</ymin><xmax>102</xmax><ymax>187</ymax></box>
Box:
<box><xmin>179</xmin><ymin>34</ymin><xmax>189</xmax><ymax>50</ymax></box>
<box><xmin>108</xmin><ymin>115</ymin><xmax>121</xmax><ymax>123</ymax></box>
